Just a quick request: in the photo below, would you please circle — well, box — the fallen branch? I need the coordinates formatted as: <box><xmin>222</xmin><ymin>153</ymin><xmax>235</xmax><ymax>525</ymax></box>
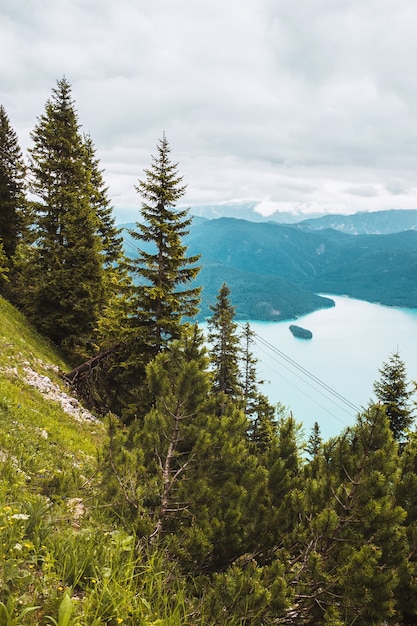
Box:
<box><xmin>64</xmin><ymin>344</ymin><xmax>120</xmax><ymax>383</ymax></box>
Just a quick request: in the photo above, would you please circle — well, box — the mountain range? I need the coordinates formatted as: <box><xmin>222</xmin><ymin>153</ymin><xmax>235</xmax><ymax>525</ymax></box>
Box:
<box><xmin>121</xmin><ymin>208</ymin><xmax>417</xmax><ymax>321</ymax></box>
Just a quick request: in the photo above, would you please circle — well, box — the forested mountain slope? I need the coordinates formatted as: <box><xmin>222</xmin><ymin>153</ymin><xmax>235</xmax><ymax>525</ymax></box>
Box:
<box><xmin>123</xmin><ymin>217</ymin><xmax>417</xmax><ymax>318</ymax></box>
<box><xmin>2</xmin><ymin>295</ymin><xmax>417</xmax><ymax>625</ymax></box>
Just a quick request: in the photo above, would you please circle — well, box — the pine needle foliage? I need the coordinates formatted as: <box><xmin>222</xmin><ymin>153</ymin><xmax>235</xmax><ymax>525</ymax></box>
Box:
<box><xmin>22</xmin><ymin>78</ymin><xmax>123</xmax><ymax>358</ymax></box>
<box><xmin>129</xmin><ymin>134</ymin><xmax>201</xmax><ymax>354</ymax></box>
<box><xmin>374</xmin><ymin>350</ymin><xmax>415</xmax><ymax>442</ymax></box>
<box><xmin>0</xmin><ymin>105</ymin><xmax>27</xmax><ymax>263</ymax></box>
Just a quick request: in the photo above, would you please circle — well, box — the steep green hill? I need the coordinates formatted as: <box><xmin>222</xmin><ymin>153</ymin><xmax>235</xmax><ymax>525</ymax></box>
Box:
<box><xmin>0</xmin><ymin>296</ymin><xmax>104</xmax><ymax>482</ymax></box>
<box><xmin>123</xmin><ymin>216</ymin><xmax>417</xmax><ymax>319</ymax></box>
<box><xmin>0</xmin><ymin>298</ymin><xmax>192</xmax><ymax>624</ymax></box>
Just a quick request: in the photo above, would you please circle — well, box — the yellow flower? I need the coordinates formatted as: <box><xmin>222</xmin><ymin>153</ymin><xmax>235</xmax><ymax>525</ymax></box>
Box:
<box><xmin>117</xmin><ymin>619</ymin><xmax>123</xmax><ymax>624</ymax></box>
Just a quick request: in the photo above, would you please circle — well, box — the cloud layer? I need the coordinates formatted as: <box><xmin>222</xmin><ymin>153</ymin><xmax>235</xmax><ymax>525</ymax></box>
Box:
<box><xmin>2</xmin><ymin>0</ymin><xmax>417</xmax><ymax>219</ymax></box>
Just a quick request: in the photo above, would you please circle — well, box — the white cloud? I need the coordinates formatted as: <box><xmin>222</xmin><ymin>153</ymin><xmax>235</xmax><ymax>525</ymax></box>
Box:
<box><xmin>2</xmin><ymin>0</ymin><xmax>417</xmax><ymax>220</ymax></box>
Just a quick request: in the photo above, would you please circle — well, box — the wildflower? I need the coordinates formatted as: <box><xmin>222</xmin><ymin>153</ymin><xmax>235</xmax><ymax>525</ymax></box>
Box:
<box><xmin>117</xmin><ymin>619</ymin><xmax>123</xmax><ymax>624</ymax></box>
<box><xmin>14</xmin><ymin>543</ymin><xmax>23</xmax><ymax>551</ymax></box>
<box><xmin>12</xmin><ymin>513</ymin><xmax>30</xmax><ymax>520</ymax></box>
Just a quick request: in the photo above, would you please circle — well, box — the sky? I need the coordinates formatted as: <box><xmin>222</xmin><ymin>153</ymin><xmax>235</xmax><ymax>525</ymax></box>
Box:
<box><xmin>2</xmin><ymin>0</ymin><xmax>417</xmax><ymax>222</ymax></box>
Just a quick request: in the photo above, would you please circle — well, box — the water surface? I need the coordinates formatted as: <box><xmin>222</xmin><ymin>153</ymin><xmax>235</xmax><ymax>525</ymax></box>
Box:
<box><xmin>245</xmin><ymin>296</ymin><xmax>417</xmax><ymax>440</ymax></box>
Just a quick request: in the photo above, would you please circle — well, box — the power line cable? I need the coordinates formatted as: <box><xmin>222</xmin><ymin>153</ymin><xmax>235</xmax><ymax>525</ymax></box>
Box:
<box><xmin>238</xmin><ymin>321</ymin><xmax>361</xmax><ymax>415</ymax></box>
<box><xmin>252</xmin><ymin>340</ymin><xmax>353</xmax><ymax>427</ymax></box>
<box><xmin>121</xmin><ymin>227</ymin><xmax>360</xmax><ymax>423</ymax></box>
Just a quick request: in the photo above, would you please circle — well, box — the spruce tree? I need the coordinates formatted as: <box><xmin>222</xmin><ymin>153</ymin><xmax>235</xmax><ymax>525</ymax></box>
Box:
<box><xmin>395</xmin><ymin>432</ymin><xmax>417</xmax><ymax>623</ymax></box>
<box><xmin>291</xmin><ymin>406</ymin><xmax>407</xmax><ymax>625</ymax></box>
<box><xmin>25</xmin><ymin>78</ymin><xmax>112</xmax><ymax>354</ymax></box>
<box><xmin>0</xmin><ymin>105</ymin><xmax>27</xmax><ymax>263</ymax></box>
<box><xmin>129</xmin><ymin>135</ymin><xmax>201</xmax><ymax>354</ymax></box>
<box><xmin>0</xmin><ymin>240</ymin><xmax>9</xmax><ymax>287</ymax></box>
<box><xmin>82</xmin><ymin>133</ymin><xmax>123</xmax><ymax>267</ymax></box>
<box><xmin>306</xmin><ymin>421</ymin><xmax>322</xmax><ymax>457</ymax></box>
<box><xmin>241</xmin><ymin>322</ymin><xmax>261</xmax><ymax>417</ymax></box>
<box><xmin>373</xmin><ymin>350</ymin><xmax>415</xmax><ymax>442</ymax></box>
<box><xmin>207</xmin><ymin>282</ymin><xmax>242</xmax><ymax>399</ymax></box>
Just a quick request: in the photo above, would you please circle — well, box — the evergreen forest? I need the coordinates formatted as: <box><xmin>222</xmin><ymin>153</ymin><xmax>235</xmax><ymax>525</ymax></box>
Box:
<box><xmin>1</xmin><ymin>78</ymin><xmax>417</xmax><ymax>625</ymax></box>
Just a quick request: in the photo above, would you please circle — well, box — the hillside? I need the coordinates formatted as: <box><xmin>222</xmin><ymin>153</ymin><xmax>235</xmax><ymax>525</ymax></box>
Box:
<box><xmin>1</xmin><ymin>300</ymin><xmax>417</xmax><ymax>624</ymax></box>
<box><xmin>0</xmin><ymin>297</ymin><xmax>103</xmax><ymax>485</ymax></box>
<box><xmin>122</xmin><ymin>215</ymin><xmax>417</xmax><ymax>319</ymax></box>
<box><xmin>0</xmin><ymin>297</ymin><xmax>197</xmax><ymax>624</ymax></box>
<box><xmin>121</xmin><ymin>221</ymin><xmax>336</xmax><ymax>321</ymax></box>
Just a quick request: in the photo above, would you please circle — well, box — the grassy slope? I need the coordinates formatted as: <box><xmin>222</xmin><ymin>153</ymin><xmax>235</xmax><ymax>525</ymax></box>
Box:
<box><xmin>0</xmin><ymin>298</ymin><xmax>191</xmax><ymax>625</ymax></box>
<box><xmin>0</xmin><ymin>296</ymin><xmax>104</xmax><ymax>486</ymax></box>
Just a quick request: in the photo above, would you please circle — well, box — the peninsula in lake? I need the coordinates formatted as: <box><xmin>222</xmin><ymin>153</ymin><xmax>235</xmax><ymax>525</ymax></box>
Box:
<box><xmin>121</xmin><ymin>209</ymin><xmax>417</xmax><ymax>321</ymax></box>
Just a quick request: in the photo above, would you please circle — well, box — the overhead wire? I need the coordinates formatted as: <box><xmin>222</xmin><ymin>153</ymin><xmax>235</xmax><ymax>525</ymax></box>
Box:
<box><xmin>247</xmin><ymin>331</ymin><xmax>356</xmax><ymax>427</ymax></box>
<box><xmin>121</xmin><ymin>228</ymin><xmax>361</xmax><ymax>425</ymax></box>
<box><xmin>237</xmin><ymin>321</ymin><xmax>362</xmax><ymax>426</ymax></box>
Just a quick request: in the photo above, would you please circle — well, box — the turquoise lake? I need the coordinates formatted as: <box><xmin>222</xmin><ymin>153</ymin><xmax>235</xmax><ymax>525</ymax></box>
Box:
<box><xmin>238</xmin><ymin>296</ymin><xmax>417</xmax><ymax>440</ymax></box>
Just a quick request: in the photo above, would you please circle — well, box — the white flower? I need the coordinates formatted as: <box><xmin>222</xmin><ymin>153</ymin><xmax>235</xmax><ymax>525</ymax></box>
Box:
<box><xmin>12</xmin><ymin>513</ymin><xmax>30</xmax><ymax>520</ymax></box>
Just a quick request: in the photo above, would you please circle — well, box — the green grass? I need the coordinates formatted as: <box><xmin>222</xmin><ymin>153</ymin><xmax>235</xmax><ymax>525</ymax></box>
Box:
<box><xmin>0</xmin><ymin>297</ymin><xmax>68</xmax><ymax>373</ymax></box>
<box><xmin>0</xmin><ymin>297</ymin><xmax>194</xmax><ymax>625</ymax></box>
<box><xmin>0</xmin><ymin>297</ymin><xmax>104</xmax><ymax>492</ymax></box>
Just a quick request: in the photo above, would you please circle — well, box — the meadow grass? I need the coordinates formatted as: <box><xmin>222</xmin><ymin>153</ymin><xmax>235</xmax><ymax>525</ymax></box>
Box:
<box><xmin>0</xmin><ymin>297</ymin><xmax>193</xmax><ymax>625</ymax></box>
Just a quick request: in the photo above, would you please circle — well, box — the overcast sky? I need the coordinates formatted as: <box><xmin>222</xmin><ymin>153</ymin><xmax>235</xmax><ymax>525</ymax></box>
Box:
<box><xmin>2</xmin><ymin>0</ymin><xmax>417</xmax><ymax>221</ymax></box>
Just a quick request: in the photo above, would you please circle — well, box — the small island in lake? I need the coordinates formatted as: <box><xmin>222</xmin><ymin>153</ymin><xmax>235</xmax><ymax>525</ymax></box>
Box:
<box><xmin>289</xmin><ymin>324</ymin><xmax>313</xmax><ymax>339</ymax></box>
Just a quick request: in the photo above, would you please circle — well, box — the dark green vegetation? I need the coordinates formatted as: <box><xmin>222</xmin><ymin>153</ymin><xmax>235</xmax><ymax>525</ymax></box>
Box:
<box><xmin>289</xmin><ymin>324</ymin><xmax>313</xmax><ymax>339</ymax></box>
<box><xmin>122</xmin><ymin>221</ymin><xmax>336</xmax><ymax>321</ymax></box>
<box><xmin>1</xmin><ymin>295</ymin><xmax>417</xmax><ymax>625</ymax></box>
<box><xmin>167</xmin><ymin>216</ymin><xmax>417</xmax><ymax>317</ymax></box>
<box><xmin>2</xmin><ymin>78</ymin><xmax>417</xmax><ymax>624</ymax></box>
<box><xmin>187</xmin><ymin>217</ymin><xmax>417</xmax><ymax>312</ymax></box>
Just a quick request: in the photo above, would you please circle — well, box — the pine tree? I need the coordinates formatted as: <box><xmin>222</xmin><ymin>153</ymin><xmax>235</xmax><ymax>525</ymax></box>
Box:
<box><xmin>241</xmin><ymin>322</ymin><xmax>261</xmax><ymax>417</ymax></box>
<box><xmin>207</xmin><ymin>283</ymin><xmax>242</xmax><ymax>399</ymax></box>
<box><xmin>25</xmin><ymin>78</ymin><xmax>111</xmax><ymax>354</ymax></box>
<box><xmin>290</xmin><ymin>406</ymin><xmax>407</xmax><ymax>625</ymax></box>
<box><xmin>129</xmin><ymin>134</ymin><xmax>201</xmax><ymax>354</ymax></box>
<box><xmin>138</xmin><ymin>323</ymin><xmax>210</xmax><ymax>540</ymax></box>
<box><xmin>306</xmin><ymin>421</ymin><xmax>322</xmax><ymax>457</ymax></box>
<box><xmin>0</xmin><ymin>105</ymin><xmax>27</xmax><ymax>263</ymax></box>
<box><xmin>81</xmin><ymin>132</ymin><xmax>131</xmax><ymax>348</ymax></box>
<box><xmin>395</xmin><ymin>432</ymin><xmax>417</xmax><ymax>623</ymax></box>
<box><xmin>373</xmin><ymin>350</ymin><xmax>415</xmax><ymax>442</ymax></box>
<box><xmin>0</xmin><ymin>239</ymin><xmax>9</xmax><ymax>287</ymax></box>
<box><xmin>82</xmin><ymin>133</ymin><xmax>123</xmax><ymax>267</ymax></box>
<box><xmin>249</xmin><ymin>394</ymin><xmax>279</xmax><ymax>456</ymax></box>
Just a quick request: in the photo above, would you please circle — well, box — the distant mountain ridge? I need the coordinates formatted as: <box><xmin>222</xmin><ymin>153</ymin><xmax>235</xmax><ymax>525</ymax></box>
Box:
<box><xmin>298</xmin><ymin>209</ymin><xmax>417</xmax><ymax>235</ymax></box>
<box><xmin>121</xmin><ymin>209</ymin><xmax>417</xmax><ymax>321</ymax></box>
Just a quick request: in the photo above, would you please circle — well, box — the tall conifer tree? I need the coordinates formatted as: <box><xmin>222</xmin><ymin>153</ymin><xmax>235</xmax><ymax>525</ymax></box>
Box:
<box><xmin>207</xmin><ymin>282</ymin><xmax>242</xmax><ymax>399</ymax></box>
<box><xmin>373</xmin><ymin>350</ymin><xmax>415</xmax><ymax>442</ymax></box>
<box><xmin>0</xmin><ymin>105</ymin><xmax>27</xmax><ymax>263</ymax></box>
<box><xmin>129</xmin><ymin>135</ymin><xmax>201</xmax><ymax>353</ymax></box>
<box><xmin>26</xmin><ymin>78</ymin><xmax>108</xmax><ymax>353</ymax></box>
<box><xmin>82</xmin><ymin>133</ymin><xmax>123</xmax><ymax>267</ymax></box>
